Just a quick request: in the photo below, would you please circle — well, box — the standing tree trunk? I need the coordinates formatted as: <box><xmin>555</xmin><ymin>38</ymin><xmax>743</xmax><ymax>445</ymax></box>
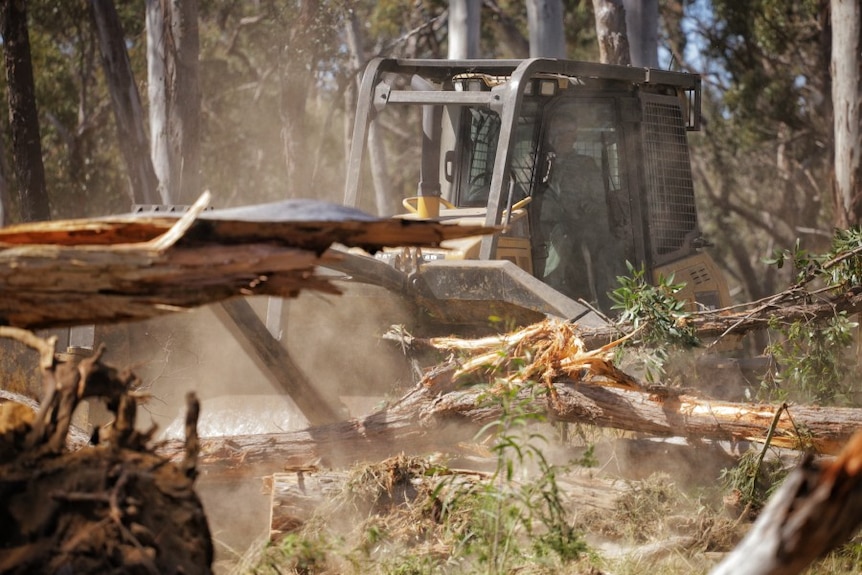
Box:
<box><xmin>623</xmin><ymin>0</ymin><xmax>658</xmax><ymax>67</ymax></box>
<box><xmin>527</xmin><ymin>0</ymin><xmax>566</xmax><ymax>58</ymax></box>
<box><xmin>830</xmin><ymin>0</ymin><xmax>862</xmax><ymax>227</ymax></box>
<box><xmin>343</xmin><ymin>11</ymin><xmax>397</xmax><ymax>216</ymax></box>
<box><xmin>91</xmin><ymin>0</ymin><xmax>160</xmax><ymax>206</ymax></box>
<box><xmin>592</xmin><ymin>0</ymin><xmax>631</xmax><ymax>66</ymax></box>
<box><xmin>448</xmin><ymin>0</ymin><xmax>481</xmax><ymax>59</ymax></box>
<box><xmin>280</xmin><ymin>0</ymin><xmax>316</xmax><ymax>197</ymax></box>
<box><xmin>146</xmin><ymin>0</ymin><xmax>201</xmax><ymax>205</ymax></box>
<box><xmin>0</xmin><ymin>0</ymin><xmax>50</xmax><ymax>222</ymax></box>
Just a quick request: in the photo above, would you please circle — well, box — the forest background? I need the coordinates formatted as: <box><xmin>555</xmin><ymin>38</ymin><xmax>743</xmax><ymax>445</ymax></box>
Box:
<box><xmin>0</xmin><ymin>0</ymin><xmax>859</xmax><ymax>312</ymax></box>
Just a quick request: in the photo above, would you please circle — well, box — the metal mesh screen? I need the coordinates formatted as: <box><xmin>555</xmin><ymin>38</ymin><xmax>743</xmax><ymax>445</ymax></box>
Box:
<box><xmin>641</xmin><ymin>97</ymin><xmax>698</xmax><ymax>259</ymax></box>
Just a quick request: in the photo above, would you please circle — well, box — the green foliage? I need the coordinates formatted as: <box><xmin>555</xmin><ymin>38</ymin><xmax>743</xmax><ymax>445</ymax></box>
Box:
<box><xmin>766</xmin><ymin>228</ymin><xmax>862</xmax><ymax>290</ymax></box>
<box><xmin>434</xmin><ymin>381</ymin><xmax>586</xmax><ymax>573</ymax></box>
<box><xmin>719</xmin><ymin>446</ymin><xmax>788</xmax><ymax>513</ymax></box>
<box><xmin>761</xmin><ymin>230</ymin><xmax>862</xmax><ymax>404</ymax></box>
<box><xmin>609</xmin><ymin>262</ymin><xmax>698</xmax><ymax>382</ymax></box>
<box><xmin>264</xmin><ymin>532</ymin><xmax>332</xmax><ymax>574</ymax></box>
<box><xmin>760</xmin><ymin>312</ymin><xmax>858</xmax><ymax>405</ymax></box>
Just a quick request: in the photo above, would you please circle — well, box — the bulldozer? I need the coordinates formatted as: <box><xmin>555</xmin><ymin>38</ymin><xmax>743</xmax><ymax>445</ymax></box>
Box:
<box><xmin>43</xmin><ymin>58</ymin><xmax>737</xmax><ymax>433</ymax></box>
<box><xmin>329</xmin><ymin>57</ymin><xmax>731</xmax><ymax>331</ymax></box>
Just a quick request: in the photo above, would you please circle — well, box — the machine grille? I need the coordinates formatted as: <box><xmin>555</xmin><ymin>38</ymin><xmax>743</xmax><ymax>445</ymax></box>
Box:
<box><xmin>641</xmin><ymin>97</ymin><xmax>698</xmax><ymax>261</ymax></box>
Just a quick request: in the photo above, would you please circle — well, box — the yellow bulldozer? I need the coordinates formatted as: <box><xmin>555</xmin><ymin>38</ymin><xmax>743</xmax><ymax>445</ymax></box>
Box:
<box><xmin>329</xmin><ymin>57</ymin><xmax>730</xmax><ymax>331</ymax></box>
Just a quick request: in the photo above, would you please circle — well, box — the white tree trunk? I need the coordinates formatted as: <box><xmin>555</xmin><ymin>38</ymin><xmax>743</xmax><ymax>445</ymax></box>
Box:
<box><xmin>145</xmin><ymin>0</ymin><xmax>201</xmax><ymax>206</ymax></box>
<box><xmin>145</xmin><ymin>0</ymin><xmax>169</xmax><ymax>204</ymax></box>
<box><xmin>831</xmin><ymin>0</ymin><xmax>861</xmax><ymax>227</ymax></box>
<box><xmin>623</xmin><ymin>0</ymin><xmax>658</xmax><ymax>67</ymax></box>
<box><xmin>527</xmin><ymin>0</ymin><xmax>566</xmax><ymax>58</ymax></box>
<box><xmin>448</xmin><ymin>0</ymin><xmax>481</xmax><ymax>59</ymax></box>
<box><xmin>167</xmin><ymin>0</ymin><xmax>201</xmax><ymax>205</ymax></box>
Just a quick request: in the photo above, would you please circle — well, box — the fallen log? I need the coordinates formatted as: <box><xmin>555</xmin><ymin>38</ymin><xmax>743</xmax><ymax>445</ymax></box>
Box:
<box><xmin>0</xmin><ymin>192</ymin><xmax>492</xmax><ymax>329</ymax></box>
<box><xmin>711</xmin><ymin>430</ymin><xmax>862</xmax><ymax>575</ymax></box>
<box><xmin>155</xmin><ymin>319</ymin><xmax>859</xmax><ymax>474</ymax></box>
<box><xmin>157</xmin><ymin>377</ymin><xmax>862</xmax><ymax>476</ymax></box>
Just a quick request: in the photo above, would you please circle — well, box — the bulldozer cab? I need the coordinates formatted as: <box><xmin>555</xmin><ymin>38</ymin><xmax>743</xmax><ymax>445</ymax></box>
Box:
<box><xmin>343</xmin><ymin>58</ymin><xmax>729</xmax><ymax>321</ymax></box>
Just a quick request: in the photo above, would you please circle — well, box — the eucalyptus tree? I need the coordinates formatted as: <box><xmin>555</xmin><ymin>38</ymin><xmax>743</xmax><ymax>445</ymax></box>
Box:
<box><xmin>830</xmin><ymin>0</ymin><xmax>861</xmax><ymax>228</ymax></box>
<box><xmin>666</xmin><ymin>1</ymin><xmax>834</xmax><ymax>303</ymax></box>
<box><xmin>1</xmin><ymin>0</ymin><xmax>50</xmax><ymax>222</ymax></box>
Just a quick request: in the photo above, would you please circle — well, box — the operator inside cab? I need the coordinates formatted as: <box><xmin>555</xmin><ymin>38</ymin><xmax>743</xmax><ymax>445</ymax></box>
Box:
<box><xmin>536</xmin><ymin>104</ymin><xmax>624</xmax><ymax>311</ymax></box>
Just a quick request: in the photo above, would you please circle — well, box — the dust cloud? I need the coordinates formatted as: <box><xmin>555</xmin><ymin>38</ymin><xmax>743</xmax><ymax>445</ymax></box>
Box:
<box><xmin>96</xmin><ymin>282</ymin><xmax>419</xmax><ymax>563</ymax></box>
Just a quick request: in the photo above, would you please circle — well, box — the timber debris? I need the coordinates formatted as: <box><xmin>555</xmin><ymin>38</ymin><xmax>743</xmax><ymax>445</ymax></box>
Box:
<box><xmin>0</xmin><ymin>329</ymin><xmax>212</xmax><ymax>575</ymax></box>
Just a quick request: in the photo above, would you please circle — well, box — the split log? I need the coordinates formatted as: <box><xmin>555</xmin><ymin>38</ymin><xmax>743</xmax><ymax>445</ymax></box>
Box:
<box><xmin>711</xmin><ymin>430</ymin><xmax>862</xmax><ymax>575</ymax></box>
<box><xmin>0</xmin><ymin>192</ymin><xmax>492</xmax><ymax>329</ymax></box>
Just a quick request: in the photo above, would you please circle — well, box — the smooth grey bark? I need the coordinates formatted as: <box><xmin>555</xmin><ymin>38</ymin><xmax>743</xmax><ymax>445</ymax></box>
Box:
<box><xmin>145</xmin><ymin>0</ymin><xmax>201</xmax><ymax>205</ymax></box>
<box><xmin>343</xmin><ymin>11</ymin><xmax>397</xmax><ymax>216</ymax></box>
<box><xmin>145</xmin><ymin>0</ymin><xmax>169</xmax><ymax>203</ymax></box>
<box><xmin>448</xmin><ymin>0</ymin><xmax>481</xmax><ymax>59</ymax></box>
<box><xmin>527</xmin><ymin>0</ymin><xmax>566</xmax><ymax>58</ymax></box>
<box><xmin>0</xmin><ymin>0</ymin><xmax>50</xmax><ymax>222</ymax></box>
<box><xmin>91</xmin><ymin>0</ymin><xmax>160</xmax><ymax>205</ymax></box>
<box><xmin>623</xmin><ymin>0</ymin><xmax>658</xmax><ymax>67</ymax></box>
<box><xmin>830</xmin><ymin>0</ymin><xmax>862</xmax><ymax>227</ymax></box>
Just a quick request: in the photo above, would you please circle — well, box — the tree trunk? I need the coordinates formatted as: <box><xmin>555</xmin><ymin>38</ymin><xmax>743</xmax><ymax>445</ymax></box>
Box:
<box><xmin>623</xmin><ymin>0</ymin><xmax>658</xmax><ymax>67</ymax></box>
<box><xmin>157</xmin><ymin>375</ymin><xmax>862</xmax><ymax>476</ymax></box>
<box><xmin>146</xmin><ymin>0</ymin><xmax>169</xmax><ymax>204</ymax></box>
<box><xmin>0</xmin><ymin>0</ymin><xmax>51</xmax><ymax>222</ymax></box>
<box><xmin>343</xmin><ymin>10</ymin><xmax>397</xmax><ymax>216</ymax></box>
<box><xmin>591</xmin><ymin>0</ymin><xmax>631</xmax><ymax>65</ymax></box>
<box><xmin>527</xmin><ymin>0</ymin><xmax>566</xmax><ymax>58</ymax></box>
<box><xmin>448</xmin><ymin>0</ymin><xmax>481</xmax><ymax>59</ymax></box>
<box><xmin>166</xmin><ymin>0</ymin><xmax>201</xmax><ymax>205</ymax></box>
<box><xmin>145</xmin><ymin>0</ymin><xmax>201</xmax><ymax>205</ymax></box>
<box><xmin>91</xmin><ymin>0</ymin><xmax>161</xmax><ymax>206</ymax></box>
<box><xmin>280</xmin><ymin>0</ymin><xmax>317</xmax><ymax>197</ymax></box>
<box><xmin>830</xmin><ymin>0</ymin><xmax>862</xmax><ymax>227</ymax></box>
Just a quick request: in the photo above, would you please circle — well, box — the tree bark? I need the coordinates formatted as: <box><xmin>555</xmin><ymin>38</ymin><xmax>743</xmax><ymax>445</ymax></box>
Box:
<box><xmin>830</xmin><ymin>0</ymin><xmax>862</xmax><ymax>227</ymax></box>
<box><xmin>527</xmin><ymin>0</ymin><xmax>566</xmax><ymax>58</ymax></box>
<box><xmin>0</xmin><ymin>195</ymin><xmax>491</xmax><ymax>328</ymax></box>
<box><xmin>0</xmin><ymin>0</ymin><xmax>51</xmax><ymax>222</ymax></box>
<box><xmin>91</xmin><ymin>0</ymin><xmax>161</xmax><ymax>206</ymax></box>
<box><xmin>448</xmin><ymin>0</ymin><xmax>481</xmax><ymax>59</ymax></box>
<box><xmin>156</xmin><ymin>372</ymin><xmax>862</xmax><ymax>476</ymax></box>
<box><xmin>591</xmin><ymin>0</ymin><xmax>631</xmax><ymax>65</ymax></box>
<box><xmin>623</xmin><ymin>0</ymin><xmax>658</xmax><ymax>67</ymax></box>
<box><xmin>145</xmin><ymin>0</ymin><xmax>201</xmax><ymax>205</ymax></box>
<box><xmin>146</xmin><ymin>0</ymin><xmax>169</xmax><ymax>203</ymax></box>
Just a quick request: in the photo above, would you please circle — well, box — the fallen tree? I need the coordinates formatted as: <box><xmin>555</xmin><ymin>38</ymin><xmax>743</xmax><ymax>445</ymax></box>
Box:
<box><xmin>157</xmin><ymin>319</ymin><xmax>862</xmax><ymax>475</ymax></box>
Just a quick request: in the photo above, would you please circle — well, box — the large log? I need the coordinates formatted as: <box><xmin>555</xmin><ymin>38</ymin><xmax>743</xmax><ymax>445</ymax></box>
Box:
<box><xmin>0</xmin><ymin>192</ymin><xmax>492</xmax><ymax>329</ymax></box>
<box><xmin>157</xmin><ymin>372</ymin><xmax>862</xmax><ymax>476</ymax></box>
